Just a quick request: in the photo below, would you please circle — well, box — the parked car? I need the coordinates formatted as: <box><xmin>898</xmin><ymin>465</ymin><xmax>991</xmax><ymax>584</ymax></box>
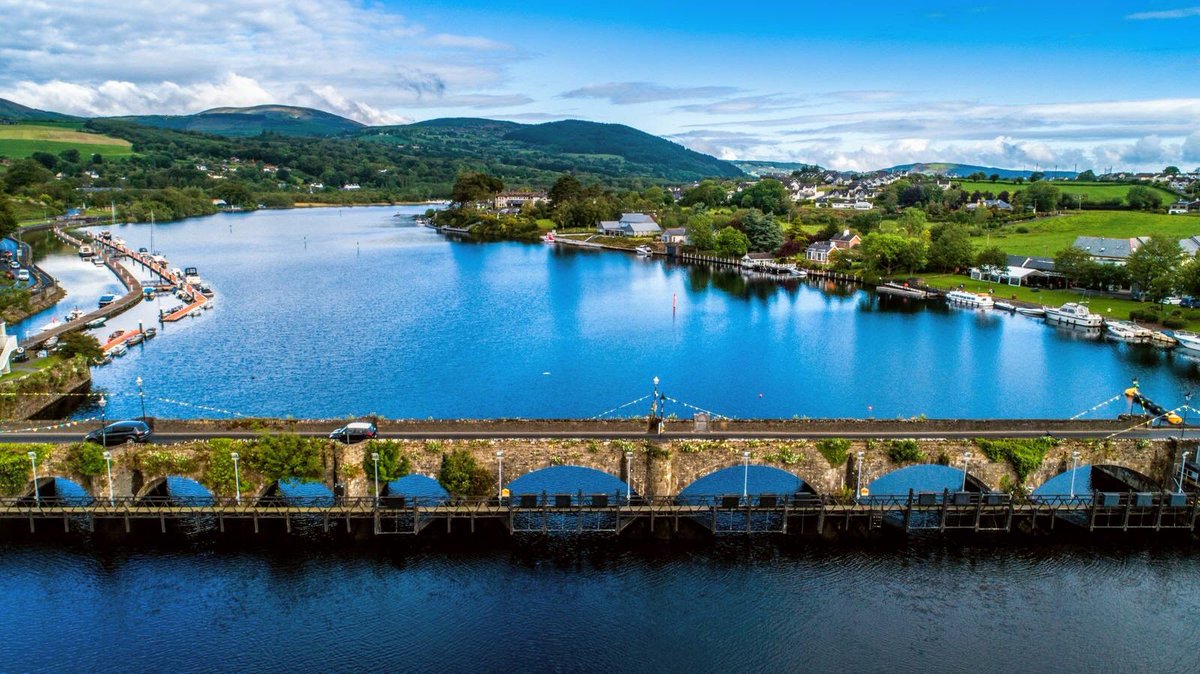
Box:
<box><xmin>16</xmin><ymin>269</ymin><xmax>29</xmax><ymax>282</ymax></box>
<box><xmin>84</xmin><ymin>420</ymin><xmax>152</xmax><ymax>446</ymax></box>
<box><xmin>8</xmin><ymin>260</ymin><xmax>19</xmax><ymax>269</ymax></box>
<box><xmin>329</xmin><ymin>421</ymin><xmax>378</xmax><ymax>444</ymax></box>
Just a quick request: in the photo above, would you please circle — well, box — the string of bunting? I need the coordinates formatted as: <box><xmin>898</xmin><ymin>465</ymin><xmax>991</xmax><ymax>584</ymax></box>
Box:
<box><xmin>664</xmin><ymin>395</ymin><xmax>731</xmax><ymax>420</ymax></box>
<box><xmin>590</xmin><ymin>394</ymin><xmax>651</xmax><ymax>420</ymax></box>
<box><xmin>1069</xmin><ymin>393</ymin><xmax>1124</xmax><ymax>420</ymax></box>
<box><xmin>0</xmin><ymin>416</ymin><xmax>101</xmax><ymax>434</ymax></box>
<box><xmin>153</xmin><ymin>397</ymin><xmax>250</xmax><ymax>418</ymax></box>
<box><xmin>1103</xmin><ymin>403</ymin><xmax>1188</xmax><ymax>441</ymax></box>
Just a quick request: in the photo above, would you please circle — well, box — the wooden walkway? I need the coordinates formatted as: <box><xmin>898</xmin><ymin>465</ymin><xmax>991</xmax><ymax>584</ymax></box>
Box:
<box><xmin>89</xmin><ymin>234</ymin><xmax>209</xmax><ymax>322</ymax></box>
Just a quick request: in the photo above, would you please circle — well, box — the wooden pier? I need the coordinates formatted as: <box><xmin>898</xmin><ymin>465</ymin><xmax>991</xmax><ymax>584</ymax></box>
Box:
<box><xmin>5</xmin><ymin>491</ymin><xmax>1197</xmax><ymax>537</ymax></box>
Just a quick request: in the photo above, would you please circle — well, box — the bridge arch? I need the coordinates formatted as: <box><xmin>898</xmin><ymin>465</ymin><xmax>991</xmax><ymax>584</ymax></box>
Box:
<box><xmin>382</xmin><ymin>474</ymin><xmax>449</xmax><ymax>505</ymax></box>
<box><xmin>21</xmin><ymin>476</ymin><xmax>92</xmax><ymax>503</ymax></box>
<box><xmin>506</xmin><ymin>465</ymin><xmax>634</xmax><ymax>499</ymax></box>
<box><xmin>866</xmin><ymin>464</ymin><xmax>992</xmax><ymax>497</ymax></box>
<box><xmin>1033</xmin><ymin>463</ymin><xmax>1161</xmax><ymax>496</ymax></box>
<box><xmin>678</xmin><ymin>464</ymin><xmax>816</xmax><ymax>504</ymax></box>
<box><xmin>259</xmin><ymin>478</ymin><xmax>334</xmax><ymax>506</ymax></box>
<box><xmin>136</xmin><ymin>476</ymin><xmax>213</xmax><ymax>503</ymax></box>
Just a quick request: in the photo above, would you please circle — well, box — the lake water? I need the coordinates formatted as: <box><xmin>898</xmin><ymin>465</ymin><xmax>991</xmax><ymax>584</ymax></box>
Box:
<box><xmin>1</xmin><ymin>538</ymin><xmax>1197</xmax><ymax>672</ymax></box>
<box><xmin>16</xmin><ymin>205</ymin><xmax>1200</xmax><ymax>420</ymax></box>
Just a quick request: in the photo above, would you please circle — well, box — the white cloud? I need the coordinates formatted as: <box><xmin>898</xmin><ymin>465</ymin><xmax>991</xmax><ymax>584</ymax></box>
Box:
<box><xmin>1126</xmin><ymin>6</ymin><xmax>1200</xmax><ymax>19</ymax></box>
<box><xmin>0</xmin><ymin>0</ymin><xmax>530</xmax><ymax>120</ymax></box>
<box><xmin>1183</xmin><ymin>132</ymin><xmax>1200</xmax><ymax>163</ymax></box>
<box><xmin>561</xmin><ymin>82</ymin><xmax>741</xmax><ymax>105</ymax></box>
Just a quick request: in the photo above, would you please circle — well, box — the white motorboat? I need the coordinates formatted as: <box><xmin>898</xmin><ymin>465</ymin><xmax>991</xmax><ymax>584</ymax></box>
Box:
<box><xmin>1016</xmin><ymin>306</ymin><xmax>1046</xmax><ymax>317</ymax></box>
<box><xmin>995</xmin><ymin>301</ymin><xmax>1016</xmax><ymax>312</ymax></box>
<box><xmin>1173</xmin><ymin>331</ymin><xmax>1200</xmax><ymax>352</ymax></box>
<box><xmin>78</xmin><ymin>245</ymin><xmax>93</xmax><ymax>258</ymax></box>
<box><xmin>1105</xmin><ymin>320</ymin><xmax>1153</xmax><ymax>343</ymax></box>
<box><xmin>635</xmin><ymin>245</ymin><xmax>653</xmax><ymax>257</ymax></box>
<box><xmin>64</xmin><ymin>307</ymin><xmax>85</xmax><ymax>322</ymax></box>
<box><xmin>1149</xmin><ymin>331</ymin><xmax>1177</xmax><ymax>348</ymax></box>
<box><xmin>37</xmin><ymin>318</ymin><xmax>60</xmax><ymax>332</ymax></box>
<box><xmin>1044</xmin><ymin>302</ymin><xmax>1102</xmax><ymax>328</ymax></box>
<box><xmin>945</xmin><ymin>290</ymin><xmax>994</xmax><ymax>309</ymax></box>
<box><xmin>788</xmin><ymin>268</ymin><xmax>808</xmax><ymax>278</ymax></box>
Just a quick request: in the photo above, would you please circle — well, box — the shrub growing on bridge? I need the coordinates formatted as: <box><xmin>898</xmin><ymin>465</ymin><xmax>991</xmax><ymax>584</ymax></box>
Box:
<box><xmin>204</xmin><ymin>439</ymin><xmax>239</xmax><ymax>496</ymax></box>
<box><xmin>362</xmin><ymin>440</ymin><xmax>412</xmax><ymax>483</ymax></box>
<box><xmin>0</xmin><ymin>444</ymin><xmax>52</xmax><ymax>495</ymax></box>
<box><xmin>886</xmin><ymin>439</ymin><xmax>925</xmax><ymax>464</ymax></box>
<box><xmin>438</xmin><ymin>449</ymin><xmax>492</xmax><ymax>497</ymax></box>
<box><xmin>247</xmin><ymin>434</ymin><xmax>324</xmax><ymax>481</ymax></box>
<box><xmin>974</xmin><ymin>438</ymin><xmax>1056</xmax><ymax>484</ymax></box>
<box><xmin>65</xmin><ymin>442</ymin><xmax>106</xmax><ymax>476</ymax></box>
<box><xmin>816</xmin><ymin>439</ymin><xmax>851</xmax><ymax>467</ymax></box>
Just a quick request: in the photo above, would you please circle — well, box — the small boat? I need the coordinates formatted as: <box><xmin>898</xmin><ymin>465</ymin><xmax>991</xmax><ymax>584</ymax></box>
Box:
<box><xmin>37</xmin><ymin>318</ymin><xmax>60</xmax><ymax>332</ymax></box>
<box><xmin>994</xmin><ymin>302</ymin><xmax>1016</xmax><ymax>312</ymax></box>
<box><xmin>110</xmin><ymin>343</ymin><xmax>127</xmax><ymax>357</ymax></box>
<box><xmin>144</xmin><ymin>327</ymin><xmax>157</xmax><ymax>340</ymax></box>
<box><xmin>44</xmin><ymin>335</ymin><xmax>59</xmax><ymax>349</ymax></box>
<box><xmin>127</xmin><ymin>332</ymin><xmax>144</xmax><ymax>346</ymax></box>
<box><xmin>635</xmin><ymin>245</ymin><xmax>653</xmax><ymax>257</ymax></box>
<box><xmin>65</xmin><ymin>307</ymin><xmax>85</xmax><ymax>322</ymax></box>
<box><xmin>98</xmin><ymin>294</ymin><xmax>116</xmax><ymax>308</ymax></box>
<box><xmin>1044</xmin><ymin>302</ymin><xmax>1102</xmax><ymax>328</ymax></box>
<box><xmin>198</xmin><ymin>283</ymin><xmax>215</xmax><ymax>297</ymax></box>
<box><xmin>92</xmin><ymin>257</ymin><xmax>106</xmax><ymax>266</ymax></box>
<box><xmin>543</xmin><ymin>232</ymin><xmax>556</xmax><ymax>243</ymax></box>
<box><xmin>945</xmin><ymin>290</ymin><xmax>994</xmax><ymax>309</ymax></box>
<box><xmin>98</xmin><ymin>230</ymin><xmax>112</xmax><ymax>240</ymax></box>
<box><xmin>1105</xmin><ymin>320</ymin><xmax>1153</xmax><ymax>343</ymax></box>
<box><xmin>1173</xmin><ymin>331</ymin><xmax>1200</xmax><ymax>352</ymax></box>
<box><xmin>788</xmin><ymin>268</ymin><xmax>808</xmax><ymax>278</ymax></box>
<box><xmin>1150</xmin><ymin>331</ymin><xmax>1177</xmax><ymax>348</ymax></box>
<box><xmin>108</xmin><ymin>330</ymin><xmax>126</xmax><ymax>341</ymax></box>
<box><xmin>78</xmin><ymin>245</ymin><xmax>93</xmax><ymax>258</ymax></box>
<box><xmin>877</xmin><ymin>282</ymin><xmax>931</xmax><ymax>299</ymax></box>
<box><xmin>86</xmin><ymin>317</ymin><xmax>107</xmax><ymax>329</ymax></box>
<box><xmin>1016</xmin><ymin>307</ymin><xmax>1046</xmax><ymax>317</ymax></box>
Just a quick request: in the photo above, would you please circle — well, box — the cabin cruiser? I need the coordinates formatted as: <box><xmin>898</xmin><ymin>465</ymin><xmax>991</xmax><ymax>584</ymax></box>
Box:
<box><xmin>144</xmin><ymin>327</ymin><xmax>157</xmax><ymax>340</ymax></box>
<box><xmin>98</xmin><ymin>294</ymin><xmax>116</xmax><ymax>308</ymax></box>
<box><xmin>64</xmin><ymin>307</ymin><xmax>85</xmax><ymax>322</ymax></box>
<box><xmin>184</xmin><ymin>267</ymin><xmax>201</xmax><ymax>285</ymax></box>
<box><xmin>1105</xmin><ymin>320</ymin><xmax>1153</xmax><ymax>343</ymax></box>
<box><xmin>1044</xmin><ymin>302</ymin><xmax>1102</xmax><ymax>328</ymax></box>
<box><xmin>635</xmin><ymin>246</ymin><xmax>653</xmax><ymax>257</ymax></box>
<box><xmin>1173</xmin><ymin>331</ymin><xmax>1200</xmax><ymax>352</ymax></box>
<box><xmin>945</xmin><ymin>290</ymin><xmax>994</xmax><ymax>309</ymax></box>
<box><xmin>78</xmin><ymin>245</ymin><xmax>93</xmax><ymax>258</ymax></box>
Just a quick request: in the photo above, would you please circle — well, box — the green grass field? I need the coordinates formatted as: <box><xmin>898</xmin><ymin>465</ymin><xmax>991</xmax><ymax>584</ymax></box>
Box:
<box><xmin>0</xmin><ymin>123</ymin><xmax>132</xmax><ymax>159</ymax></box>
<box><xmin>980</xmin><ymin>211</ymin><xmax>1200</xmax><ymax>257</ymax></box>
<box><xmin>954</xmin><ymin>180</ymin><xmax>1178</xmax><ymax>205</ymax></box>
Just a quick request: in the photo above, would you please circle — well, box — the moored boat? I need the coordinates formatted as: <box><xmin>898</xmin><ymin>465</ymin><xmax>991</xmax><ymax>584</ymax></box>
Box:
<box><xmin>37</xmin><ymin>317</ymin><xmax>60</xmax><ymax>333</ymax></box>
<box><xmin>1105</xmin><ymin>320</ymin><xmax>1153</xmax><ymax>343</ymax></box>
<box><xmin>98</xmin><ymin>294</ymin><xmax>116</xmax><ymax>308</ymax></box>
<box><xmin>1044</xmin><ymin>302</ymin><xmax>1102</xmax><ymax>328</ymax></box>
<box><xmin>945</xmin><ymin>290</ymin><xmax>994</xmax><ymax>309</ymax></box>
<box><xmin>1016</xmin><ymin>306</ymin><xmax>1046</xmax><ymax>317</ymax></box>
<box><xmin>127</xmin><ymin>332</ymin><xmax>144</xmax><ymax>346</ymax></box>
<box><xmin>144</xmin><ymin>327</ymin><xmax>157</xmax><ymax>339</ymax></box>
<box><xmin>877</xmin><ymin>282</ymin><xmax>931</xmax><ymax>299</ymax></box>
<box><xmin>788</xmin><ymin>268</ymin><xmax>808</xmax><ymax>278</ymax></box>
<box><xmin>1173</xmin><ymin>330</ymin><xmax>1200</xmax><ymax>352</ymax></box>
<box><xmin>635</xmin><ymin>245</ymin><xmax>653</xmax><ymax>257</ymax></box>
<box><xmin>85</xmin><ymin>317</ymin><xmax>107</xmax><ymax>329</ymax></box>
<box><xmin>1149</xmin><ymin>331</ymin><xmax>1177</xmax><ymax>348</ymax></box>
<box><xmin>65</xmin><ymin>307</ymin><xmax>84</xmax><ymax>322</ymax></box>
<box><xmin>110</xmin><ymin>343</ymin><xmax>127</xmax><ymax>357</ymax></box>
<box><xmin>995</xmin><ymin>301</ymin><xmax>1016</xmax><ymax>312</ymax></box>
<box><xmin>78</xmin><ymin>245</ymin><xmax>93</xmax><ymax>258</ymax></box>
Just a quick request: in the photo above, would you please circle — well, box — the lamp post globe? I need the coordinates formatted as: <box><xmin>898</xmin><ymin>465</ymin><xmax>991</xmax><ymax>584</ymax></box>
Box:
<box><xmin>27</xmin><ymin>451</ymin><xmax>39</xmax><ymax>504</ymax></box>
<box><xmin>231</xmin><ymin>452</ymin><xmax>241</xmax><ymax>505</ymax></box>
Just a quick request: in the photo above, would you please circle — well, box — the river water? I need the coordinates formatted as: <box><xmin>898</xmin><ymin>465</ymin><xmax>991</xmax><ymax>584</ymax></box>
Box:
<box><xmin>0</xmin><ymin>537</ymin><xmax>1196</xmax><ymax>672</ymax></box>
<box><xmin>15</xmin><ymin>205</ymin><xmax>1199</xmax><ymax>421</ymax></box>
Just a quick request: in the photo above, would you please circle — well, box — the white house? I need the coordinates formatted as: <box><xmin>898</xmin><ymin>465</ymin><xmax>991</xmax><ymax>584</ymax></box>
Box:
<box><xmin>661</xmin><ymin>227</ymin><xmax>689</xmax><ymax>245</ymax></box>
<box><xmin>598</xmin><ymin>213</ymin><xmax>662</xmax><ymax>237</ymax></box>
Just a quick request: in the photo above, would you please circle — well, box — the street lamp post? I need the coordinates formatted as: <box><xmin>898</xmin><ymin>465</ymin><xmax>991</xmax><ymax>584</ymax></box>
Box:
<box><xmin>495</xmin><ymin>450</ymin><xmax>504</xmax><ymax>501</ymax></box>
<box><xmin>231</xmin><ymin>452</ymin><xmax>241</xmax><ymax>505</ymax></box>
<box><xmin>856</xmin><ymin>451</ymin><xmax>865</xmax><ymax>501</ymax></box>
<box><xmin>103</xmin><ymin>451</ymin><xmax>113</xmax><ymax>505</ymax></box>
<box><xmin>1182</xmin><ymin>391</ymin><xmax>1193</xmax><ymax>444</ymax></box>
<box><xmin>1069</xmin><ymin>451</ymin><xmax>1081</xmax><ymax>499</ymax></box>
<box><xmin>136</xmin><ymin>376</ymin><xmax>146</xmax><ymax>420</ymax></box>
<box><xmin>27</xmin><ymin>451</ymin><xmax>39</xmax><ymax>505</ymax></box>
<box><xmin>1179</xmin><ymin>451</ymin><xmax>1190</xmax><ymax>494</ymax></box>
<box><xmin>371</xmin><ymin>452</ymin><xmax>380</xmax><ymax>505</ymax></box>
<box><xmin>961</xmin><ymin>451</ymin><xmax>972</xmax><ymax>492</ymax></box>
<box><xmin>98</xmin><ymin>395</ymin><xmax>107</xmax><ymax>446</ymax></box>
<box><xmin>742</xmin><ymin>450</ymin><xmax>751</xmax><ymax>502</ymax></box>
<box><xmin>624</xmin><ymin>451</ymin><xmax>633</xmax><ymax>503</ymax></box>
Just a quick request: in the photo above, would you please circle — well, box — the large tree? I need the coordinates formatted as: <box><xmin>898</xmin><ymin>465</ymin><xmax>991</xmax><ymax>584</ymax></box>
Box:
<box><xmin>547</xmin><ymin>174</ymin><xmax>582</xmax><ymax>207</ymax></box>
<box><xmin>1126</xmin><ymin>185</ymin><xmax>1163</xmax><ymax>211</ymax></box>
<box><xmin>0</xmin><ymin>198</ymin><xmax>17</xmax><ymax>239</ymax></box>
<box><xmin>927</xmin><ymin>222</ymin><xmax>974</xmax><ymax>272</ymax></box>
<box><xmin>975</xmin><ymin>246</ymin><xmax>1008</xmax><ymax>273</ymax></box>
<box><xmin>1025</xmin><ymin>182</ymin><xmax>1060</xmax><ymax>212</ymax></box>
<box><xmin>1126</xmin><ymin>235</ymin><xmax>1182</xmax><ymax>301</ymax></box>
<box><xmin>1053</xmin><ymin>246</ymin><xmax>1095</xmax><ymax>286</ymax></box>
<box><xmin>737</xmin><ymin>209</ymin><xmax>784</xmax><ymax>253</ymax></box>
<box><xmin>714</xmin><ymin>226</ymin><xmax>750</xmax><ymax>258</ymax></box>
<box><xmin>859</xmin><ymin>232</ymin><xmax>927</xmax><ymax>277</ymax></box>
<box><xmin>733</xmin><ymin>179</ymin><xmax>792</xmax><ymax>216</ymax></box>
<box><xmin>685</xmin><ymin>213</ymin><xmax>716</xmax><ymax>251</ymax></box>
<box><xmin>679</xmin><ymin>180</ymin><xmax>728</xmax><ymax>209</ymax></box>
<box><xmin>450</xmin><ymin>172</ymin><xmax>503</xmax><ymax>205</ymax></box>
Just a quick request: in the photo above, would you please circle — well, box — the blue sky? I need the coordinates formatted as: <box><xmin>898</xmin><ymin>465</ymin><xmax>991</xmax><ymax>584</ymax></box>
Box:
<box><xmin>1</xmin><ymin>0</ymin><xmax>1198</xmax><ymax>171</ymax></box>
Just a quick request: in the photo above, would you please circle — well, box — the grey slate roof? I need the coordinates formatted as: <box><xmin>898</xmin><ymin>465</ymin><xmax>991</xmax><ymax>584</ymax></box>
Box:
<box><xmin>1073</xmin><ymin>236</ymin><xmax>1144</xmax><ymax>260</ymax></box>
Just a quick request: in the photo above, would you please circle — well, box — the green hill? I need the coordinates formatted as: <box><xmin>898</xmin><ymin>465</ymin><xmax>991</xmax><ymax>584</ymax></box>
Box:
<box><xmin>113</xmin><ymin>105</ymin><xmax>365</xmax><ymax>137</ymax></box>
<box><xmin>0</xmin><ymin>98</ymin><xmax>80</xmax><ymax>122</ymax></box>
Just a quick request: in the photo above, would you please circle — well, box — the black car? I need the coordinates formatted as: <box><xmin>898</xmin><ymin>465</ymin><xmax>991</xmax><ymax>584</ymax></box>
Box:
<box><xmin>329</xmin><ymin>422</ymin><xmax>378</xmax><ymax>444</ymax></box>
<box><xmin>84</xmin><ymin>420</ymin><xmax>152</xmax><ymax>446</ymax></box>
